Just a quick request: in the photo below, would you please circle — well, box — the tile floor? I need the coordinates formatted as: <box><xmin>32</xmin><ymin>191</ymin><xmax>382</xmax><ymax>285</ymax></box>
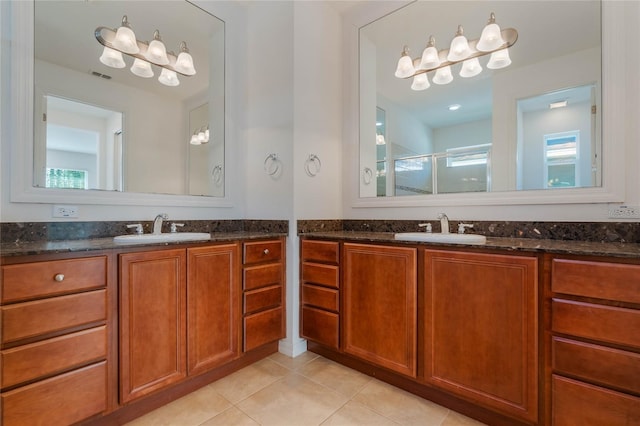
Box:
<box><xmin>125</xmin><ymin>352</ymin><xmax>487</xmax><ymax>426</ymax></box>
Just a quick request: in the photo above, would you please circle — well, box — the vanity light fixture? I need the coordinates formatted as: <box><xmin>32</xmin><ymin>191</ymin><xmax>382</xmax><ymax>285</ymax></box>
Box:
<box><xmin>95</xmin><ymin>15</ymin><xmax>197</xmax><ymax>87</ymax></box>
<box><xmin>190</xmin><ymin>126</ymin><xmax>210</xmax><ymax>145</ymax></box>
<box><xmin>394</xmin><ymin>12</ymin><xmax>517</xmax><ymax>91</ymax></box>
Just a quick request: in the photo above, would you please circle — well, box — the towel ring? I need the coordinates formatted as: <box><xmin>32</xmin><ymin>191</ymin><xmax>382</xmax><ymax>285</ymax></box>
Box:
<box><xmin>264</xmin><ymin>153</ymin><xmax>281</xmax><ymax>176</ymax></box>
<box><xmin>305</xmin><ymin>154</ymin><xmax>321</xmax><ymax>177</ymax></box>
<box><xmin>211</xmin><ymin>165</ymin><xmax>223</xmax><ymax>185</ymax></box>
<box><xmin>363</xmin><ymin>167</ymin><xmax>373</xmax><ymax>185</ymax></box>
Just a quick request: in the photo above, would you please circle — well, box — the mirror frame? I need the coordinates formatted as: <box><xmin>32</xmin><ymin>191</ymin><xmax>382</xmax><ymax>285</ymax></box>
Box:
<box><xmin>348</xmin><ymin>1</ymin><xmax>626</xmax><ymax>207</ymax></box>
<box><xmin>8</xmin><ymin>0</ymin><xmax>236</xmax><ymax>207</ymax></box>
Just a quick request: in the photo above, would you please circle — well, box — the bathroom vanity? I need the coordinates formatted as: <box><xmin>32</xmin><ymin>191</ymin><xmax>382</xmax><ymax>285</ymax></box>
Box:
<box><xmin>300</xmin><ymin>233</ymin><xmax>640</xmax><ymax>426</ymax></box>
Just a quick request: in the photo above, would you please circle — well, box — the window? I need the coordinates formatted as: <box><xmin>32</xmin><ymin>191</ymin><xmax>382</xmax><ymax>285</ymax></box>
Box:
<box><xmin>45</xmin><ymin>168</ymin><xmax>88</xmax><ymax>189</ymax></box>
<box><xmin>544</xmin><ymin>131</ymin><xmax>579</xmax><ymax>188</ymax></box>
<box><xmin>446</xmin><ymin>143</ymin><xmax>491</xmax><ymax>168</ymax></box>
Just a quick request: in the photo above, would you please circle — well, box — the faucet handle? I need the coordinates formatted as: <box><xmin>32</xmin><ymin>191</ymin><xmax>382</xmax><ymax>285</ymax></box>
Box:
<box><xmin>127</xmin><ymin>223</ymin><xmax>143</xmax><ymax>235</ymax></box>
<box><xmin>457</xmin><ymin>223</ymin><xmax>474</xmax><ymax>234</ymax></box>
<box><xmin>170</xmin><ymin>223</ymin><xmax>185</xmax><ymax>233</ymax></box>
<box><xmin>418</xmin><ymin>223</ymin><xmax>432</xmax><ymax>233</ymax></box>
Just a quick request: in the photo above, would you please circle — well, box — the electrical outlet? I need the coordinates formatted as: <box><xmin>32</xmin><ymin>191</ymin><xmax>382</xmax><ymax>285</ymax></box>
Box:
<box><xmin>53</xmin><ymin>205</ymin><xmax>79</xmax><ymax>218</ymax></box>
<box><xmin>608</xmin><ymin>205</ymin><xmax>640</xmax><ymax>219</ymax></box>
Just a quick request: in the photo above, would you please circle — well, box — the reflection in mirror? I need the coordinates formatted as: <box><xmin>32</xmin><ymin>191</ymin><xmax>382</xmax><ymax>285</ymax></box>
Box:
<box><xmin>188</xmin><ymin>103</ymin><xmax>224</xmax><ymax>196</ymax></box>
<box><xmin>359</xmin><ymin>1</ymin><xmax>601</xmax><ymax>198</ymax></box>
<box><xmin>33</xmin><ymin>0</ymin><xmax>225</xmax><ymax>197</ymax></box>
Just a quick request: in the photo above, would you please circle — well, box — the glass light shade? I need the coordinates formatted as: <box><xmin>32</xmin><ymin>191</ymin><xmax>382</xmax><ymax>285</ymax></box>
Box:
<box><xmin>447</xmin><ymin>26</ymin><xmax>471</xmax><ymax>61</ymax></box>
<box><xmin>204</xmin><ymin>128</ymin><xmax>210</xmax><ymax>143</ymax></box>
<box><xmin>460</xmin><ymin>57</ymin><xmax>482</xmax><ymax>78</ymax></box>
<box><xmin>394</xmin><ymin>47</ymin><xmax>415</xmax><ymax>79</ymax></box>
<box><xmin>112</xmin><ymin>16</ymin><xmax>139</xmax><ymax>54</ymax></box>
<box><xmin>158</xmin><ymin>68</ymin><xmax>179</xmax><ymax>86</ymax></box>
<box><xmin>420</xmin><ymin>46</ymin><xmax>440</xmax><ymax>70</ymax></box>
<box><xmin>175</xmin><ymin>43</ymin><xmax>196</xmax><ymax>75</ymax></box>
<box><xmin>146</xmin><ymin>31</ymin><xmax>170</xmax><ymax>65</ymax></box>
<box><xmin>197</xmin><ymin>130</ymin><xmax>206</xmax><ymax>143</ymax></box>
<box><xmin>376</xmin><ymin>134</ymin><xmax>386</xmax><ymax>145</ymax></box>
<box><xmin>410</xmin><ymin>73</ymin><xmax>430</xmax><ymax>91</ymax></box>
<box><xmin>130</xmin><ymin>58</ymin><xmax>154</xmax><ymax>78</ymax></box>
<box><xmin>432</xmin><ymin>66</ymin><xmax>453</xmax><ymax>85</ymax></box>
<box><xmin>99</xmin><ymin>46</ymin><xmax>126</xmax><ymax>68</ymax></box>
<box><xmin>477</xmin><ymin>23</ymin><xmax>505</xmax><ymax>51</ymax></box>
<box><xmin>190</xmin><ymin>134</ymin><xmax>201</xmax><ymax>145</ymax></box>
<box><xmin>487</xmin><ymin>48</ymin><xmax>512</xmax><ymax>69</ymax></box>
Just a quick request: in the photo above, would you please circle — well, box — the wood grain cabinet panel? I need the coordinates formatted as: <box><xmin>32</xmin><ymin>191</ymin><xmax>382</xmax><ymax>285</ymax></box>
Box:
<box><xmin>302</xmin><ymin>284</ymin><xmax>339</xmax><ymax>312</ymax></box>
<box><xmin>244</xmin><ymin>307</ymin><xmax>283</xmax><ymax>352</ymax></box>
<box><xmin>343</xmin><ymin>243</ymin><xmax>417</xmax><ymax>378</ymax></box>
<box><xmin>243</xmin><ymin>263</ymin><xmax>282</xmax><ymax>290</ymax></box>
<box><xmin>301</xmin><ymin>263</ymin><xmax>339</xmax><ymax>288</ymax></box>
<box><xmin>301</xmin><ymin>240</ymin><xmax>339</xmax><ymax>264</ymax></box>
<box><xmin>244</xmin><ymin>240</ymin><xmax>282</xmax><ymax>264</ymax></box>
<box><xmin>301</xmin><ymin>306</ymin><xmax>339</xmax><ymax>349</ymax></box>
<box><xmin>244</xmin><ymin>285</ymin><xmax>282</xmax><ymax>315</ymax></box>
<box><xmin>423</xmin><ymin>250</ymin><xmax>538</xmax><ymax>423</ymax></box>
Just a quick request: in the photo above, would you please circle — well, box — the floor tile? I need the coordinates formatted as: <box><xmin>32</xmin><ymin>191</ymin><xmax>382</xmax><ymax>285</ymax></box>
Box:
<box><xmin>297</xmin><ymin>356</ymin><xmax>372</xmax><ymax>398</ymax></box>
<box><xmin>236</xmin><ymin>373</ymin><xmax>349</xmax><ymax>426</ymax></box>
<box><xmin>200</xmin><ymin>406</ymin><xmax>260</xmax><ymax>426</ymax></box>
<box><xmin>441</xmin><ymin>410</ymin><xmax>488</xmax><ymax>426</ymax></box>
<box><xmin>320</xmin><ymin>401</ymin><xmax>400</xmax><ymax>426</ymax></box>
<box><xmin>268</xmin><ymin>350</ymin><xmax>319</xmax><ymax>371</ymax></box>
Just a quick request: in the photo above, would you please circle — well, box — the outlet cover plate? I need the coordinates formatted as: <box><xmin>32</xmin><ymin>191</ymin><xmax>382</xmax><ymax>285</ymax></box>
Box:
<box><xmin>53</xmin><ymin>205</ymin><xmax>79</xmax><ymax>218</ymax></box>
<box><xmin>608</xmin><ymin>205</ymin><xmax>640</xmax><ymax>219</ymax></box>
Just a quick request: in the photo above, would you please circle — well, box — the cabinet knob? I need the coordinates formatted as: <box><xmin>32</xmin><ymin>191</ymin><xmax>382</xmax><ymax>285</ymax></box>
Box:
<box><xmin>263</xmin><ymin>249</ymin><xmax>270</xmax><ymax>255</ymax></box>
<box><xmin>54</xmin><ymin>273</ymin><xmax>65</xmax><ymax>282</ymax></box>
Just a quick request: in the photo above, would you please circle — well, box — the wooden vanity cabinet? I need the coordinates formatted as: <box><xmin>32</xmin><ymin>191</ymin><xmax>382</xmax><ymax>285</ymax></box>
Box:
<box><xmin>1</xmin><ymin>254</ymin><xmax>111</xmax><ymax>426</ymax></box>
<box><xmin>343</xmin><ymin>243</ymin><xmax>417</xmax><ymax>377</ymax></box>
<box><xmin>300</xmin><ymin>240</ymin><xmax>340</xmax><ymax>349</ymax></box>
<box><xmin>548</xmin><ymin>257</ymin><xmax>640</xmax><ymax>425</ymax></box>
<box><xmin>242</xmin><ymin>239</ymin><xmax>286</xmax><ymax>352</ymax></box>
<box><xmin>423</xmin><ymin>249</ymin><xmax>539</xmax><ymax>424</ymax></box>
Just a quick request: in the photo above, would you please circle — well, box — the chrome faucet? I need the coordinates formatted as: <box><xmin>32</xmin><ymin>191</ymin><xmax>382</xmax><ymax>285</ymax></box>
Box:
<box><xmin>152</xmin><ymin>213</ymin><xmax>168</xmax><ymax>235</ymax></box>
<box><xmin>437</xmin><ymin>213</ymin><xmax>450</xmax><ymax>234</ymax></box>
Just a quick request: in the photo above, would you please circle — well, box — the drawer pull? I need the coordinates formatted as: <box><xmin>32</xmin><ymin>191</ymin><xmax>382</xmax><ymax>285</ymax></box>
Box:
<box><xmin>263</xmin><ymin>249</ymin><xmax>270</xmax><ymax>255</ymax></box>
<box><xmin>54</xmin><ymin>274</ymin><xmax>65</xmax><ymax>282</ymax></box>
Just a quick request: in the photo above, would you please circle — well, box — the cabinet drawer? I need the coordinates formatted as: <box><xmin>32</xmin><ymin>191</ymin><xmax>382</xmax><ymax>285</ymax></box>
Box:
<box><xmin>552</xmin><ymin>337</ymin><xmax>640</xmax><ymax>394</ymax></box>
<box><xmin>243</xmin><ymin>263</ymin><xmax>283</xmax><ymax>291</ymax></box>
<box><xmin>1</xmin><ymin>361</ymin><xmax>107</xmax><ymax>426</ymax></box>
<box><xmin>244</xmin><ymin>285</ymin><xmax>282</xmax><ymax>315</ymax></box>
<box><xmin>1</xmin><ymin>256</ymin><xmax>107</xmax><ymax>303</ymax></box>
<box><xmin>552</xmin><ymin>299</ymin><xmax>640</xmax><ymax>349</ymax></box>
<box><xmin>1</xmin><ymin>290</ymin><xmax>106</xmax><ymax>344</ymax></box>
<box><xmin>552</xmin><ymin>375</ymin><xmax>640</xmax><ymax>426</ymax></box>
<box><xmin>552</xmin><ymin>259</ymin><xmax>640</xmax><ymax>304</ymax></box>
<box><xmin>302</xmin><ymin>284</ymin><xmax>338</xmax><ymax>312</ymax></box>
<box><xmin>244</xmin><ymin>307</ymin><xmax>283</xmax><ymax>351</ymax></box>
<box><xmin>302</xmin><ymin>262</ymin><xmax>339</xmax><ymax>288</ymax></box>
<box><xmin>1</xmin><ymin>326</ymin><xmax>107</xmax><ymax>389</ymax></box>
<box><xmin>301</xmin><ymin>240</ymin><xmax>339</xmax><ymax>264</ymax></box>
<box><xmin>301</xmin><ymin>306</ymin><xmax>339</xmax><ymax>349</ymax></box>
<box><xmin>244</xmin><ymin>240</ymin><xmax>282</xmax><ymax>265</ymax></box>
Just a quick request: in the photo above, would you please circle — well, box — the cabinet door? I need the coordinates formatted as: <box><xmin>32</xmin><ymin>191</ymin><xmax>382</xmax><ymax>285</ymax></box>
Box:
<box><xmin>423</xmin><ymin>250</ymin><xmax>538</xmax><ymax>423</ymax></box>
<box><xmin>119</xmin><ymin>249</ymin><xmax>186</xmax><ymax>403</ymax></box>
<box><xmin>187</xmin><ymin>244</ymin><xmax>240</xmax><ymax>375</ymax></box>
<box><xmin>343</xmin><ymin>243</ymin><xmax>417</xmax><ymax>377</ymax></box>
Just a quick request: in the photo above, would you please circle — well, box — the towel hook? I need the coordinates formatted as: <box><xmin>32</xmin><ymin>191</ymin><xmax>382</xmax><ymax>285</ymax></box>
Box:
<box><xmin>363</xmin><ymin>167</ymin><xmax>373</xmax><ymax>185</ymax></box>
<box><xmin>304</xmin><ymin>154</ymin><xmax>321</xmax><ymax>177</ymax></box>
<box><xmin>264</xmin><ymin>153</ymin><xmax>281</xmax><ymax>176</ymax></box>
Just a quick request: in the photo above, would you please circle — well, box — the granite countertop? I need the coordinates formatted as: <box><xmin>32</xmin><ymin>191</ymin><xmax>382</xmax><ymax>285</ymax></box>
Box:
<box><xmin>300</xmin><ymin>231</ymin><xmax>640</xmax><ymax>258</ymax></box>
<box><xmin>0</xmin><ymin>231</ymin><xmax>288</xmax><ymax>258</ymax></box>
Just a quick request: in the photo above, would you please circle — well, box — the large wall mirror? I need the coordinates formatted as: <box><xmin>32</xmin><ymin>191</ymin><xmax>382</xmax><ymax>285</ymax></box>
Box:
<box><xmin>359</xmin><ymin>1</ymin><xmax>603</xmax><ymax>200</ymax></box>
<box><xmin>32</xmin><ymin>0</ymin><xmax>224</xmax><ymax>198</ymax></box>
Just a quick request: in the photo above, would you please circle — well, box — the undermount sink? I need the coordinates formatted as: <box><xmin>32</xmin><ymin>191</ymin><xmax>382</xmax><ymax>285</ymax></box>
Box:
<box><xmin>113</xmin><ymin>232</ymin><xmax>211</xmax><ymax>244</ymax></box>
<box><xmin>394</xmin><ymin>232</ymin><xmax>487</xmax><ymax>245</ymax></box>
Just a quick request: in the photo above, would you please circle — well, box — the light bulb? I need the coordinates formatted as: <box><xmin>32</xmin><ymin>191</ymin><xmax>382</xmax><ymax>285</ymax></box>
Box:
<box><xmin>419</xmin><ymin>36</ymin><xmax>440</xmax><ymax>70</ymax></box>
<box><xmin>447</xmin><ymin>25</ymin><xmax>471</xmax><ymax>62</ymax></box>
<box><xmin>394</xmin><ymin>46</ymin><xmax>415</xmax><ymax>79</ymax></box>
<box><xmin>130</xmin><ymin>58</ymin><xmax>153</xmax><ymax>78</ymax></box>
<box><xmin>460</xmin><ymin>57</ymin><xmax>482</xmax><ymax>78</ymax></box>
<box><xmin>146</xmin><ymin>30</ymin><xmax>169</xmax><ymax>65</ymax></box>
<box><xmin>477</xmin><ymin>13</ymin><xmax>505</xmax><ymax>52</ymax></box>
<box><xmin>175</xmin><ymin>42</ymin><xmax>196</xmax><ymax>75</ymax></box>
<box><xmin>487</xmin><ymin>48</ymin><xmax>512</xmax><ymax>69</ymax></box>
<box><xmin>432</xmin><ymin>65</ymin><xmax>453</xmax><ymax>85</ymax></box>
<box><xmin>190</xmin><ymin>134</ymin><xmax>201</xmax><ymax>145</ymax></box>
<box><xmin>197</xmin><ymin>130</ymin><xmax>206</xmax><ymax>143</ymax></box>
<box><xmin>411</xmin><ymin>73</ymin><xmax>430</xmax><ymax>91</ymax></box>
<box><xmin>113</xmin><ymin>16</ymin><xmax>139</xmax><ymax>54</ymax></box>
<box><xmin>99</xmin><ymin>46</ymin><xmax>126</xmax><ymax>68</ymax></box>
<box><xmin>158</xmin><ymin>68</ymin><xmax>179</xmax><ymax>86</ymax></box>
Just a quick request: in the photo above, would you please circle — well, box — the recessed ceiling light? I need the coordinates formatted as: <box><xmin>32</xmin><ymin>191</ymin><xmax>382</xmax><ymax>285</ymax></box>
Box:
<box><xmin>448</xmin><ymin>104</ymin><xmax>461</xmax><ymax>111</ymax></box>
<box><xmin>549</xmin><ymin>100</ymin><xmax>568</xmax><ymax>109</ymax></box>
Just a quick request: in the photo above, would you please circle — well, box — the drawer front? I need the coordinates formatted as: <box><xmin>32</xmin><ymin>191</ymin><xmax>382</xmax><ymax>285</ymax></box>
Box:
<box><xmin>1</xmin><ymin>361</ymin><xmax>107</xmax><ymax>426</ymax></box>
<box><xmin>1</xmin><ymin>290</ymin><xmax>106</xmax><ymax>344</ymax></box>
<box><xmin>552</xmin><ymin>337</ymin><xmax>640</xmax><ymax>394</ymax></box>
<box><xmin>243</xmin><ymin>307</ymin><xmax>284</xmax><ymax>352</ymax></box>
<box><xmin>552</xmin><ymin>259</ymin><xmax>640</xmax><ymax>304</ymax></box>
<box><xmin>1</xmin><ymin>326</ymin><xmax>107</xmax><ymax>389</ymax></box>
<box><xmin>552</xmin><ymin>375</ymin><xmax>640</xmax><ymax>426</ymax></box>
<box><xmin>301</xmin><ymin>306</ymin><xmax>339</xmax><ymax>349</ymax></box>
<box><xmin>302</xmin><ymin>262</ymin><xmax>339</xmax><ymax>289</ymax></box>
<box><xmin>1</xmin><ymin>256</ymin><xmax>107</xmax><ymax>303</ymax></box>
<box><xmin>552</xmin><ymin>299</ymin><xmax>640</xmax><ymax>349</ymax></box>
<box><xmin>244</xmin><ymin>285</ymin><xmax>282</xmax><ymax>315</ymax></box>
<box><xmin>302</xmin><ymin>284</ymin><xmax>339</xmax><ymax>312</ymax></box>
<box><xmin>301</xmin><ymin>240</ymin><xmax>339</xmax><ymax>264</ymax></box>
<box><xmin>243</xmin><ymin>263</ymin><xmax>283</xmax><ymax>291</ymax></box>
<box><xmin>244</xmin><ymin>240</ymin><xmax>283</xmax><ymax>265</ymax></box>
